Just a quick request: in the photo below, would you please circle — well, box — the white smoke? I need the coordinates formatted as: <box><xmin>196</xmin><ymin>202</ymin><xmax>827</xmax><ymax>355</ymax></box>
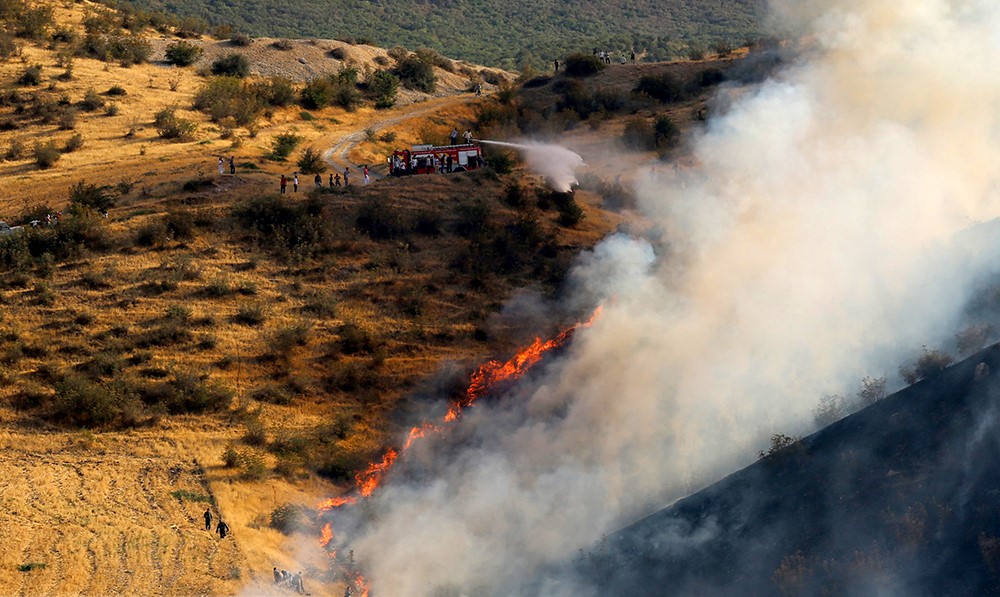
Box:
<box><xmin>345</xmin><ymin>1</ymin><xmax>1000</xmax><ymax>595</ymax></box>
<box><xmin>480</xmin><ymin>140</ymin><xmax>585</xmax><ymax>192</ymax></box>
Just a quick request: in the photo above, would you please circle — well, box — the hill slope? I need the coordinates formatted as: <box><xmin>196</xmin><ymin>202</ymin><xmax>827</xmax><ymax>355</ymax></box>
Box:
<box><xmin>112</xmin><ymin>0</ymin><xmax>764</xmax><ymax>68</ymax></box>
<box><xmin>565</xmin><ymin>344</ymin><xmax>1000</xmax><ymax>596</ymax></box>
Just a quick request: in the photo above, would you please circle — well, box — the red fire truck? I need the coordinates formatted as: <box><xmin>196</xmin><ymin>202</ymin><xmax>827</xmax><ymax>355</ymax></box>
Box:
<box><xmin>388</xmin><ymin>143</ymin><xmax>484</xmax><ymax>176</ymax></box>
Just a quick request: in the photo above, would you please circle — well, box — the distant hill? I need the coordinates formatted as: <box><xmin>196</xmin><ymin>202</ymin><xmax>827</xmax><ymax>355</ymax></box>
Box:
<box><xmin>107</xmin><ymin>0</ymin><xmax>764</xmax><ymax>69</ymax></box>
<box><xmin>555</xmin><ymin>344</ymin><xmax>1000</xmax><ymax>596</ymax></box>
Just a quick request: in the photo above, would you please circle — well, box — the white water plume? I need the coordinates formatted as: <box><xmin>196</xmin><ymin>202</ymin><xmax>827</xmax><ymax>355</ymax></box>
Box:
<box><xmin>479</xmin><ymin>139</ymin><xmax>585</xmax><ymax>192</ymax></box>
<box><xmin>339</xmin><ymin>1</ymin><xmax>1000</xmax><ymax>595</ymax></box>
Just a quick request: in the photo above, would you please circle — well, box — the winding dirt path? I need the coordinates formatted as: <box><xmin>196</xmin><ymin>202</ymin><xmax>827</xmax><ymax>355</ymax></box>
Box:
<box><xmin>321</xmin><ymin>94</ymin><xmax>473</xmax><ymax>180</ymax></box>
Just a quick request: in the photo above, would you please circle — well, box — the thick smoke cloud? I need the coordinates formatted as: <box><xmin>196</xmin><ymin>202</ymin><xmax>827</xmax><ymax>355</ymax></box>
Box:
<box><xmin>344</xmin><ymin>1</ymin><xmax>1000</xmax><ymax>595</ymax></box>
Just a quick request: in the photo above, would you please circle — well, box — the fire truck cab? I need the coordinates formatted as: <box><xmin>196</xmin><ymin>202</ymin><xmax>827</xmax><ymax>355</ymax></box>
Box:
<box><xmin>388</xmin><ymin>143</ymin><xmax>484</xmax><ymax>176</ymax></box>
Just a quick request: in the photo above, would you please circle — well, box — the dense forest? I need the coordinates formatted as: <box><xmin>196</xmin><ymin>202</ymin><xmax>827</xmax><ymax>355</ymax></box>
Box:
<box><xmin>106</xmin><ymin>0</ymin><xmax>763</xmax><ymax>68</ymax></box>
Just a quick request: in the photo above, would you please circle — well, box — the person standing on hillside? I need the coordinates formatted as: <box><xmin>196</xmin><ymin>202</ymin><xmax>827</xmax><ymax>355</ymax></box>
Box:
<box><xmin>293</xmin><ymin>172</ymin><xmax>299</xmax><ymax>192</ymax></box>
<box><xmin>315</xmin><ymin>173</ymin><xmax>322</xmax><ymax>188</ymax></box>
<box><xmin>463</xmin><ymin>129</ymin><xmax>473</xmax><ymax>144</ymax></box>
<box><xmin>280</xmin><ymin>174</ymin><xmax>287</xmax><ymax>194</ymax></box>
<box><xmin>554</xmin><ymin>58</ymin><xmax>559</xmax><ymax>73</ymax></box>
<box><xmin>335</xmin><ymin>173</ymin><xmax>341</xmax><ymax>186</ymax></box>
<box><xmin>217</xmin><ymin>156</ymin><xmax>224</xmax><ymax>175</ymax></box>
<box><xmin>343</xmin><ymin>167</ymin><xmax>350</xmax><ymax>186</ymax></box>
<box><xmin>229</xmin><ymin>155</ymin><xmax>236</xmax><ymax>174</ymax></box>
<box><xmin>203</xmin><ymin>508</ymin><xmax>212</xmax><ymax>530</ymax></box>
<box><xmin>630</xmin><ymin>50</ymin><xmax>636</xmax><ymax>64</ymax></box>
<box><xmin>450</xmin><ymin>127</ymin><xmax>459</xmax><ymax>145</ymax></box>
<box><xmin>216</xmin><ymin>519</ymin><xmax>229</xmax><ymax>539</ymax></box>
<box><xmin>273</xmin><ymin>567</ymin><xmax>282</xmax><ymax>584</ymax></box>
<box><xmin>363</xmin><ymin>165</ymin><xmax>369</xmax><ymax>184</ymax></box>
<box><xmin>329</xmin><ymin>172</ymin><xmax>334</xmax><ymax>187</ymax></box>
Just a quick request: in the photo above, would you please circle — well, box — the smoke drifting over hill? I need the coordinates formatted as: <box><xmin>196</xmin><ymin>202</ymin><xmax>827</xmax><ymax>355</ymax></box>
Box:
<box><xmin>338</xmin><ymin>1</ymin><xmax>1000</xmax><ymax>595</ymax></box>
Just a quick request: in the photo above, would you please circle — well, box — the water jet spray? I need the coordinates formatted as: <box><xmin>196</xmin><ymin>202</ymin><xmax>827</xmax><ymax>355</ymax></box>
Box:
<box><xmin>478</xmin><ymin>140</ymin><xmax>585</xmax><ymax>192</ymax></box>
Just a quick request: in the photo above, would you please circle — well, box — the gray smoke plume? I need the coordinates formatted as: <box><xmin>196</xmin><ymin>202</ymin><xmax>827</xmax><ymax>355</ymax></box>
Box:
<box><xmin>339</xmin><ymin>1</ymin><xmax>1000</xmax><ymax>595</ymax></box>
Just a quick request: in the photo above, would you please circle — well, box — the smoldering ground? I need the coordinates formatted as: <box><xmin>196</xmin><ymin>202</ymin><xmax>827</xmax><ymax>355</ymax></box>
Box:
<box><xmin>319</xmin><ymin>1</ymin><xmax>1000</xmax><ymax>595</ymax></box>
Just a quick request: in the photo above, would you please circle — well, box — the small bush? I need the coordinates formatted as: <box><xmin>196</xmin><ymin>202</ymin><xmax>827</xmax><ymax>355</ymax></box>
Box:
<box><xmin>33</xmin><ymin>142</ymin><xmax>60</xmax><ymax>169</ymax></box>
<box><xmin>269</xmin><ymin>132</ymin><xmax>302</xmax><ymax>160</ymax></box>
<box><xmin>62</xmin><ymin>133</ymin><xmax>84</xmax><ymax>153</ymax></box>
<box><xmin>563</xmin><ymin>53</ymin><xmax>605</xmax><ymax>77</ymax></box>
<box><xmin>211</xmin><ymin>53</ymin><xmax>250</xmax><ymax>78</ymax></box>
<box><xmin>635</xmin><ymin>73</ymin><xmax>687</xmax><ymax>102</ymax></box>
<box><xmin>230</xmin><ymin>33</ymin><xmax>252</xmax><ymax>47</ymax></box>
<box><xmin>271</xmin><ymin>39</ymin><xmax>293</xmax><ymax>51</ymax></box>
<box><xmin>269</xmin><ymin>503</ymin><xmax>306</xmax><ymax>534</ymax></box>
<box><xmin>165</xmin><ymin>40</ymin><xmax>203</xmax><ymax>66</ymax></box>
<box><xmin>154</xmin><ymin>107</ymin><xmax>197</xmax><ymax>140</ymax></box>
<box><xmin>395</xmin><ymin>55</ymin><xmax>436</xmax><ymax>92</ymax></box>
<box><xmin>233</xmin><ymin>302</ymin><xmax>268</xmax><ymax>325</ymax></box>
<box><xmin>106</xmin><ymin>85</ymin><xmax>127</xmax><ymax>96</ymax></box>
<box><xmin>17</xmin><ymin>64</ymin><xmax>42</xmax><ymax>86</ymax></box>
<box><xmin>296</xmin><ymin>147</ymin><xmax>327</xmax><ymax>174</ymax></box>
<box><xmin>899</xmin><ymin>346</ymin><xmax>953</xmax><ymax>385</ymax></box>
<box><xmin>79</xmin><ymin>88</ymin><xmax>105</xmax><ymax>111</ymax></box>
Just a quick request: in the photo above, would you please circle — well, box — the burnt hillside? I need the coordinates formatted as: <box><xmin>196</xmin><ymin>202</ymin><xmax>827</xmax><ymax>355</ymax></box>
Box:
<box><xmin>570</xmin><ymin>344</ymin><xmax>1000</xmax><ymax>596</ymax></box>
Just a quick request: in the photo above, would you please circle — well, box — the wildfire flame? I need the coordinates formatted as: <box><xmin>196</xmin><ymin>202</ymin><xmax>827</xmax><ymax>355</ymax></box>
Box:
<box><xmin>315</xmin><ymin>306</ymin><xmax>603</xmax><ymax>594</ymax></box>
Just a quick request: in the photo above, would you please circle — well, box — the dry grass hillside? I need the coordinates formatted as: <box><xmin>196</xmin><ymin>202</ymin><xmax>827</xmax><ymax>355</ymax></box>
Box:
<box><xmin>0</xmin><ymin>2</ymin><xmax>631</xmax><ymax>595</ymax></box>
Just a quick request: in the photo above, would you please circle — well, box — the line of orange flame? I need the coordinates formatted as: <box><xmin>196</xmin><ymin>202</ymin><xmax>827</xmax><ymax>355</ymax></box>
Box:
<box><xmin>315</xmin><ymin>306</ymin><xmax>603</xmax><ymax>594</ymax></box>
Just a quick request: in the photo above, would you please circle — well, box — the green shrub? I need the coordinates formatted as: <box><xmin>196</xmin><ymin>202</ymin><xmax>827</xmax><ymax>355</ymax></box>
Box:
<box><xmin>211</xmin><ymin>53</ymin><xmax>250</xmax><ymax>78</ymax></box>
<box><xmin>233</xmin><ymin>302</ymin><xmax>267</xmax><ymax>325</ymax></box>
<box><xmin>62</xmin><ymin>134</ymin><xmax>84</xmax><ymax>153</ymax></box>
<box><xmin>50</xmin><ymin>375</ymin><xmax>144</xmax><ymax>428</ymax></box>
<box><xmin>78</xmin><ymin>88</ymin><xmax>104</xmax><ymax>111</ymax></box>
<box><xmin>33</xmin><ymin>142</ymin><xmax>60</xmax><ymax>169</ymax></box>
<box><xmin>153</xmin><ymin>107</ymin><xmax>197</xmax><ymax>140</ymax></box>
<box><xmin>634</xmin><ymin>73</ymin><xmax>686</xmax><ymax>102</ymax></box>
<box><xmin>269</xmin><ymin>132</ymin><xmax>302</xmax><ymax>160</ymax></box>
<box><xmin>250</xmin><ymin>77</ymin><xmax>296</xmax><ymax>107</ymax></box>
<box><xmin>165</xmin><ymin>40</ymin><xmax>203</xmax><ymax>66</ymax></box>
<box><xmin>192</xmin><ymin>76</ymin><xmax>263</xmax><ymax>126</ymax></box>
<box><xmin>230</xmin><ymin>33</ymin><xmax>252</xmax><ymax>47</ymax></box>
<box><xmin>269</xmin><ymin>503</ymin><xmax>306</xmax><ymax>534</ymax></box>
<box><xmin>271</xmin><ymin>39</ymin><xmax>293</xmax><ymax>51</ymax></box>
<box><xmin>80</xmin><ymin>33</ymin><xmax>151</xmax><ymax>66</ymax></box>
<box><xmin>16</xmin><ymin>63</ymin><xmax>42</xmax><ymax>86</ymax></box>
<box><xmin>69</xmin><ymin>181</ymin><xmax>114</xmax><ymax>212</ymax></box>
<box><xmin>395</xmin><ymin>55</ymin><xmax>436</xmax><ymax>92</ymax></box>
<box><xmin>563</xmin><ymin>53</ymin><xmax>605</xmax><ymax>77</ymax></box>
<box><xmin>367</xmin><ymin>69</ymin><xmax>399</xmax><ymax>109</ymax></box>
<box><xmin>654</xmin><ymin>115</ymin><xmax>681</xmax><ymax>149</ymax></box>
<box><xmin>296</xmin><ymin>147</ymin><xmax>327</xmax><ymax>174</ymax></box>
<box><xmin>106</xmin><ymin>85</ymin><xmax>127</xmax><ymax>96</ymax></box>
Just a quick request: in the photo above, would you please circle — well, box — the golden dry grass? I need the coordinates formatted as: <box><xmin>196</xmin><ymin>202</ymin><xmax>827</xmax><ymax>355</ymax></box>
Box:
<box><xmin>0</xmin><ymin>3</ymin><xmax>627</xmax><ymax>595</ymax></box>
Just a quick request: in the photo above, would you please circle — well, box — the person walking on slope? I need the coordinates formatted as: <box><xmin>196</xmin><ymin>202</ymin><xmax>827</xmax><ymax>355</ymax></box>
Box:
<box><xmin>216</xmin><ymin>519</ymin><xmax>229</xmax><ymax>539</ymax></box>
<box><xmin>229</xmin><ymin>155</ymin><xmax>236</xmax><ymax>174</ymax></box>
<box><xmin>280</xmin><ymin>174</ymin><xmax>287</xmax><ymax>194</ymax></box>
<box><xmin>315</xmin><ymin>173</ymin><xmax>322</xmax><ymax>187</ymax></box>
<box><xmin>203</xmin><ymin>508</ymin><xmax>212</xmax><ymax>531</ymax></box>
<box><xmin>273</xmin><ymin>567</ymin><xmax>282</xmax><ymax>584</ymax></box>
<box><xmin>363</xmin><ymin>165</ymin><xmax>369</xmax><ymax>184</ymax></box>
